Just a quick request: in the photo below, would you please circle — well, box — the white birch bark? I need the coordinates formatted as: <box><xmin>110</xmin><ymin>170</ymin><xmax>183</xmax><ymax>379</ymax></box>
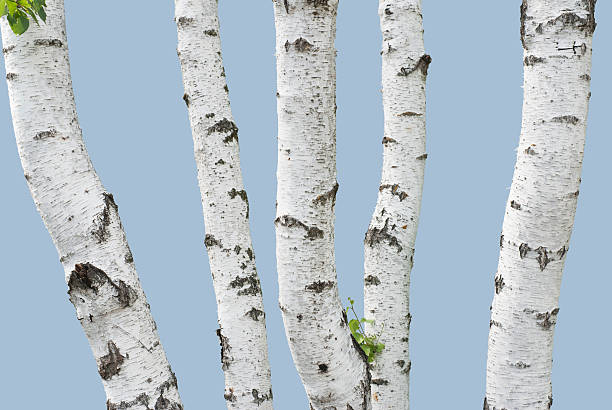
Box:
<box><xmin>1</xmin><ymin>1</ymin><xmax>183</xmax><ymax>409</ymax></box>
<box><xmin>363</xmin><ymin>1</ymin><xmax>429</xmax><ymax>408</ymax></box>
<box><xmin>174</xmin><ymin>1</ymin><xmax>273</xmax><ymax>408</ymax></box>
<box><xmin>273</xmin><ymin>1</ymin><xmax>371</xmax><ymax>409</ymax></box>
<box><xmin>485</xmin><ymin>1</ymin><xmax>595</xmax><ymax>409</ymax></box>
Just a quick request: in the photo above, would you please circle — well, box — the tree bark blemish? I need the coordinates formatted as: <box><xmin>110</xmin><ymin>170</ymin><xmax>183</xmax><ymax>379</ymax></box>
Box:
<box><xmin>365</xmin><ymin>275</ymin><xmax>381</xmax><ymax>286</ymax></box>
<box><xmin>33</xmin><ymin>38</ymin><xmax>63</xmax><ymax>47</ymax></box>
<box><xmin>365</xmin><ymin>218</ymin><xmax>402</xmax><ymax>253</ymax></box>
<box><xmin>204</xmin><ymin>234</ymin><xmax>222</xmax><ymax>248</ymax></box>
<box><xmin>275</xmin><ymin>215</ymin><xmax>324</xmax><ymax>240</ymax></box>
<box><xmin>98</xmin><ymin>341</ymin><xmax>125</xmax><ymax>380</ymax></box>
<box><xmin>68</xmin><ymin>263</ymin><xmax>136</xmax><ymax>308</ymax></box>
<box><xmin>305</xmin><ymin>280</ymin><xmax>335</xmax><ymax>293</ymax></box>
<box><xmin>313</xmin><ymin>182</ymin><xmax>339</xmax><ymax>206</ymax></box>
<box><xmin>216</xmin><ymin>328</ymin><xmax>232</xmax><ymax>370</ymax></box>
<box><xmin>397</xmin><ymin>54</ymin><xmax>432</xmax><ymax>76</ymax></box>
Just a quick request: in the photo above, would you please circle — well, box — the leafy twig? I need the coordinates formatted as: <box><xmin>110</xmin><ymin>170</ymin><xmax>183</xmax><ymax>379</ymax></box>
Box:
<box><xmin>345</xmin><ymin>297</ymin><xmax>385</xmax><ymax>363</ymax></box>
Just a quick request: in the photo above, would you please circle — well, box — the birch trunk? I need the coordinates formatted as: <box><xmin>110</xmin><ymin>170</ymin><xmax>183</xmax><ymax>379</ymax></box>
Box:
<box><xmin>174</xmin><ymin>1</ymin><xmax>273</xmax><ymax>408</ymax></box>
<box><xmin>1</xmin><ymin>1</ymin><xmax>183</xmax><ymax>409</ymax></box>
<box><xmin>273</xmin><ymin>1</ymin><xmax>371</xmax><ymax>409</ymax></box>
<box><xmin>485</xmin><ymin>1</ymin><xmax>595</xmax><ymax>408</ymax></box>
<box><xmin>363</xmin><ymin>1</ymin><xmax>429</xmax><ymax>408</ymax></box>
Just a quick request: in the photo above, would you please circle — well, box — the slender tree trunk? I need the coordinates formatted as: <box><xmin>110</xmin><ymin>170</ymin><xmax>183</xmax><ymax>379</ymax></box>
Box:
<box><xmin>272</xmin><ymin>1</ymin><xmax>371</xmax><ymax>408</ymax></box>
<box><xmin>363</xmin><ymin>1</ymin><xmax>429</xmax><ymax>408</ymax></box>
<box><xmin>1</xmin><ymin>1</ymin><xmax>183</xmax><ymax>409</ymax></box>
<box><xmin>174</xmin><ymin>1</ymin><xmax>273</xmax><ymax>408</ymax></box>
<box><xmin>485</xmin><ymin>1</ymin><xmax>595</xmax><ymax>408</ymax></box>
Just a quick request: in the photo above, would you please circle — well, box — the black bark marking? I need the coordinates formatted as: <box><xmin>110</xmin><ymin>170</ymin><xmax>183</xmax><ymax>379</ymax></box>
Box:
<box><xmin>204</xmin><ymin>29</ymin><xmax>218</xmax><ymax>36</ymax></box>
<box><xmin>68</xmin><ymin>263</ymin><xmax>136</xmax><ymax>309</ymax></box>
<box><xmin>494</xmin><ymin>274</ymin><xmax>505</xmax><ymax>294</ymax></box>
<box><xmin>525</xmin><ymin>145</ymin><xmax>537</xmax><ymax>155</ymax></box>
<box><xmin>154</xmin><ymin>393</ymin><xmax>182</xmax><ymax>410</ymax></box>
<box><xmin>246</xmin><ymin>307</ymin><xmax>265</xmax><ymax>321</ymax></box>
<box><xmin>182</xmin><ymin>93</ymin><xmax>190</xmax><ymax>107</ymax></box>
<box><xmin>98</xmin><ymin>341</ymin><xmax>125</xmax><ymax>380</ymax></box>
<box><xmin>252</xmin><ymin>389</ymin><xmax>273</xmax><ymax>405</ymax></box>
<box><xmin>490</xmin><ymin>320</ymin><xmax>503</xmax><ymax>329</ymax></box>
<box><xmin>510</xmin><ymin>200</ymin><xmax>521</xmax><ymax>210</ymax></box>
<box><xmin>92</xmin><ymin>193</ymin><xmax>118</xmax><ymax>243</ymax></box>
<box><xmin>379</xmin><ymin>184</ymin><xmax>408</xmax><ymax>201</ymax></box>
<box><xmin>519</xmin><ymin>243</ymin><xmax>531</xmax><ymax>259</ymax></box>
<box><xmin>500</xmin><ymin>234</ymin><xmax>505</xmax><ymax>248</ymax></box>
<box><xmin>581</xmin><ymin>73</ymin><xmax>591</xmax><ymax>81</ymax></box>
<box><xmin>313</xmin><ymin>182</ymin><xmax>339</xmax><ymax>206</ymax></box>
<box><xmin>318</xmin><ymin>363</ymin><xmax>328</xmax><ymax>373</ymax></box>
<box><xmin>224</xmin><ymin>84</ymin><xmax>229</xmax><ymax>93</ymax></box>
<box><xmin>524</xmin><ymin>55</ymin><xmax>545</xmax><ymax>66</ymax></box>
<box><xmin>371</xmin><ymin>379</ymin><xmax>389</xmax><ymax>385</ymax></box>
<box><xmin>34</xmin><ymin>39</ymin><xmax>63</xmax><ymax>47</ymax></box>
<box><xmin>365</xmin><ymin>275</ymin><xmax>381</xmax><ymax>286</ymax></box>
<box><xmin>416</xmin><ymin>153</ymin><xmax>428</xmax><ymax>160</ymax></box>
<box><xmin>520</xmin><ymin>0</ymin><xmax>528</xmax><ymax>49</ymax></box>
<box><xmin>205</xmin><ymin>112</ymin><xmax>215</xmax><ymax>118</ymax></box>
<box><xmin>284</xmin><ymin>0</ymin><xmax>290</xmax><ymax>13</ymax></box>
<box><xmin>106</xmin><ymin>393</ymin><xmax>150</xmax><ymax>410</ymax></box>
<box><xmin>176</xmin><ymin>17</ymin><xmax>194</xmax><ymax>27</ymax></box>
<box><xmin>5</xmin><ymin>73</ymin><xmax>17</xmax><ymax>81</ymax></box>
<box><xmin>2</xmin><ymin>45</ymin><xmax>15</xmax><ymax>54</ymax></box>
<box><xmin>536</xmin><ymin>247</ymin><xmax>550</xmax><ymax>271</ymax></box>
<box><xmin>305</xmin><ymin>280</ymin><xmax>334</xmax><ymax>293</ymax></box>
<box><xmin>398</xmin><ymin>54</ymin><xmax>432</xmax><ymax>76</ymax></box>
<box><xmin>230</xmin><ymin>274</ymin><xmax>262</xmax><ymax>296</ymax></box>
<box><xmin>512</xmin><ymin>361</ymin><xmax>531</xmax><ymax>369</ymax></box>
<box><xmin>398</xmin><ymin>111</ymin><xmax>423</xmax><ymax>117</ymax></box>
<box><xmin>552</xmin><ymin>115</ymin><xmax>580</xmax><ymax>125</ymax></box>
<box><xmin>34</xmin><ymin>129</ymin><xmax>58</xmax><ymax>140</ymax></box>
<box><xmin>224</xmin><ymin>388</ymin><xmax>237</xmax><ymax>402</ymax></box>
<box><xmin>557</xmin><ymin>246</ymin><xmax>568</xmax><ymax>259</ymax></box>
<box><xmin>483</xmin><ymin>397</ymin><xmax>489</xmax><ymax>410</ymax></box>
<box><xmin>216</xmin><ymin>328</ymin><xmax>232</xmax><ymax>370</ymax></box>
<box><xmin>548</xmin><ymin>394</ymin><xmax>553</xmax><ymax>409</ymax></box>
<box><xmin>246</xmin><ymin>248</ymin><xmax>254</xmax><ymax>261</ymax></box>
<box><xmin>546</xmin><ymin>10</ymin><xmax>596</xmax><ymax>34</ymax></box>
<box><xmin>228</xmin><ymin>188</ymin><xmax>250</xmax><ymax>218</ymax></box>
<box><xmin>204</xmin><ymin>234</ymin><xmax>222</xmax><ymax>249</ymax></box>
<box><xmin>306</xmin><ymin>0</ymin><xmax>329</xmax><ymax>7</ymax></box>
<box><xmin>382</xmin><ymin>137</ymin><xmax>397</xmax><ymax>145</ymax></box>
<box><xmin>275</xmin><ymin>215</ymin><xmax>324</xmax><ymax>240</ymax></box>
<box><xmin>534</xmin><ymin>308</ymin><xmax>560</xmax><ymax>330</ymax></box>
<box><xmin>207</xmin><ymin>118</ymin><xmax>238</xmax><ymax>144</ymax></box>
<box><xmin>365</xmin><ymin>218</ymin><xmax>402</xmax><ymax>253</ymax></box>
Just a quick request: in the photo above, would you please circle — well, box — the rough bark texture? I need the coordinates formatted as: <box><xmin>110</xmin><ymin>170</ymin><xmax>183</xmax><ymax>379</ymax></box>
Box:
<box><xmin>485</xmin><ymin>1</ymin><xmax>595</xmax><ymax>408</ymax></box>
<box><xmin>175</xmin><ymin>1</ymin><xmax>273</xmax><ymax>409</ymax></box>
<box><xmin>1</xmin><ymin>2</ymin><xmax>183</xmax><ymax>409</ymax></box>
<box><xmin>364</xmin><ymin>1</ymin><xmax>429</xmax><ymax>408</ymax></box>
<box><xmin>273</xmin><ymin>1</ymin><xmax>371</xmax><ymax>409</ymax></box>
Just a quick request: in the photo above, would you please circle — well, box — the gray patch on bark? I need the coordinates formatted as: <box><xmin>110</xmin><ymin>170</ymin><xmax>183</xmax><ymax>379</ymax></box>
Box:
<box><xmin>525</xmin><ymin>146</ymin><xmax>537</xmax><ymax>155</ymax></box>
<box><xmin>228</xmin><ymin>188</ymin><xmax>250</xmax><ymax>218</ymax></box>
<box><xmin>68</xmin><ymin>263</ymin><xmax>137</xmax><ymax>309</ymax></box>
<box><xmin>246</xmin><ymin>248</ymin><xmax>254</xmax><ymax>261</ymax></box>
<box><xmin>365</xmin><ymin>218</ymin><xmax>402</xmax><ymax>253</ymax></box>
<box><xmin>490</xmin><ymin>320</ymin><xmax>503</xmax><ymax>328</ymax></box>
<box><xmin>5</xmin><ymin>72</ymin><xmax>17</xmax><ymax>81</ymax></box>
<box><xmin>98</xmin><ymin>341</ymin><xmax>125</xmax><ymax>380</ymax></box>
<box><xmin>371</xmin><ymin>379</ymin><xmax>388</xmax><ymax>385</ymax></box>
<box><xmin>581</xmin><ymin>73</ymin><xmax>591</xmax><ymax>81</ymax></box>
<box><xmin>107</xmin><ymin>393</ymin><xmax>149</xmax><ymax>409</ymax></box>
<box><xmin>224</xmin><ymin>388</ymin><xmax>237</xmax><ymax>402</ymax></box>
<box><xmin>520</xmin><ymin>0</ymin><xmax>528</xmax><ymax>49</ymax></box>
<box><xmin>382</xmin><ymin>137</ymin><xmax>397</xmax><ymax>145</ymax></box>
<box><xmin>398</xmin><ymin>54</ymin><xmax>432</xmax><ymax>76</ymax></box>
<box><xmin>519</xmin><ymin>243</ymin><xmax>531</xmax><ymax>259</ymax></box>
<box><xmin>229</xmin><ymin>274</ymin><xmax>262</xmax><ymax>296</ymax></box>
<box><xmin>365</xmin><ymin>275</ymin><xmax>381</xmax><ymax>286</ymax></box>
<box><xmin>379</xmin><ymin>184</ymin><xmax>408</xmax><ymax>201</ymax></box>
<box><xmin>552</xmin><ymin>115</ymin><xmax>580</xmax><ymax>125</ymax></box>
<box><xmin>524</xmin><ymin>55</ymin><xmax>545</xmax><ymax>66</ymax></box>
<box><xmin>305</xmin><ymin>280</ymin><xmax>335</xmax><ymax>293</ymax></box>
<box><xmin>207</xmin><ymin>118</ymin><xmax>238</xmax><ymax>144</ymax></box>
<box><xmin>204</xmin><ymin>29</ymin><xmax>218</xmax><ymax>36</ymax></box>
<box><xmin>92</xmin><ymin>193</ymin><xmax>118</xmax><ymax>243</ymax></box>
<box><xmin>494</xmin><ymin>274</ymin><xmax>505</xmax><ymax>294</ymax></box>
<box><xmin>2</xmin><ymin>45</ymin><xmax>15</xmax><ymax>54</ymax></box>
<box><xmin>512</xmin><ymin>361</ymin><xmax>531</xmax><ymax>369</ymax></box>
<box><xmin>176</xmin><ymin>16</ymin><xmax>194</xmax><ymax>27</ymax></box>
<box><xmin>536</xmin><ymin>247</ymin><xmax>550</xmax><ymax>271</ymax></box>
<box><xmin>34</xmin><ymin>39</ymin><xmax>63</xmax><ymax>47</ymax></box>
<box><xmin>398</xmin><ymin>111</ymin><xmax>423</xmax><ymax>117</ymax></box>
<box><xmin>252</xmin><ymin>389</ymin><xmax>273</xmax><ymax>405</ymax></box>
<box><xmin>313</xmin><ymin>182</ymin><xmax>339</xmax><ymax>206</ymax></box>
<box><xmin>154</xmin><ymin>393</ymin><xmax>182</xmax><ymax>410</ymax></box>
<box><xmin>275</xmin><ymin>215</ymin><xmax>324</xmax><ymax>240</ymax></box>
<box><xmin>216</xmin><ymin>328</ymin><xmax>232</xmax><ymax>370</ymax></box>
<box><xmin>510</xmin><ymin>200</ymin><xmax>521</xmax><ymax>210</ymax></box>
<box><xmin>546</xmin><ymin>10</ymin><xmax>596</xmax><ymax>34</ymax></box>
<box><xmin>285</xmin><ymin>37</ymin><xmax>313</xmax><ymax>52</ymax></box>
<box><xmin>34</xmin><ymin>129</ymin><xmax>58</xmax><ymax>140</ymax></box>
<box><xmin>533</xmin><ymin>308</ymin><xmax>560</xmax><ymax>330</ymax></box>
<box><xmin>246</xmin><ymin>307</ymin><xmax>265</xmax><ymax>321</ymax></box>
<box><xmin>306</xmin><ymin>0</ymin><xmax>329</xmax><ymax>8</ymax></box>
<box><xmin>204</xmin><ymin>234</ymin><xmax>222</xmax><ymax>248</ymax></box>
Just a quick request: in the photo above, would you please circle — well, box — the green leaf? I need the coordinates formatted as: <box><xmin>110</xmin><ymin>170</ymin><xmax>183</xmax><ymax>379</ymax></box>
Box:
<box><xmin>354</xmin><ymin>333</ymin><xmax>364</xmax><ymax>344</ymax></box>
<box><xmin>361</xmin><ymin>345</ymin><xmax>372</xmax><ymax>357</ymax></box>
<box><xmin>349</xmin><ymin>319</ymin><xmax>360</xmax><ymax>333</ymax></box>
<box><xmin>7</xmin><ymin>10</ymin><xmax>29</xmax><ymax>35</ymax></box>
<box><xmin>7</xmin><ymin>0</ymin><xmax>17</xmax><ymax>14</ymax></box>
<box><xmin>0</xmin><ymin>0</ymin><xmax>8</xmax><ymax>17</ymax></box>
<box><xmin>375</xmin><ymin>343</ymin><xmax>385</xmax><ymax>352</ymax></box>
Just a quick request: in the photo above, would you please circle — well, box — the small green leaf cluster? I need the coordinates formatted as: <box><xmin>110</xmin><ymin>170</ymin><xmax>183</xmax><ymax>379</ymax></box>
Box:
<box><xmin>1</xmin><ymin>0</ymin><xmax>47</xmax><ymax>35</ymax></box>
<box><xmin>346</xmin><ymin>297</ymin><xmax>385</xmax><ymax>363</ymax></box>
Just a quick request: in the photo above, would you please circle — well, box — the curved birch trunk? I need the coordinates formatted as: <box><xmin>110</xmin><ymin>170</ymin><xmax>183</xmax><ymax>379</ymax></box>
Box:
<box><xmin>363</xmin><ymin>1</ymin><xmax>429</xmax><ymax>408</ymax></box>
<box><xmin>1</xmin><ymin>1</ymin><xmax>183</xmax><ymax>409</ymax></box>
<box><xmin>485</xmin><ymin>1</ymin><xmax>595</xmax><ymax>408</ymax></box>
<box><xmin>273</xmin><ymin>1</ymin><xmax>371</xmax><ymax>409</ymax></box>
<box><xmin>174</xmin><ymin>0</ymin><xmax>273</xmax><ymax>408</ymax></box>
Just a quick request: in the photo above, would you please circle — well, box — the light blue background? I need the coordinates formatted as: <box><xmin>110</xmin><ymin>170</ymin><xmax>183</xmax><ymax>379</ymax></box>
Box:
<box><xmin>1</xmin><ymin>1</ymin><xmax>610</xmax><ymax>409</ymax></box>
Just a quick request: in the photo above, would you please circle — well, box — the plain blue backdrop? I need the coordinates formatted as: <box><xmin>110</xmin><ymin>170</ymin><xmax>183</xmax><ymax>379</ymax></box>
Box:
<box><xmin>1</xmin><ymin>1</ymin><xmax>610</xmax><ymax>409</ymax></box>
